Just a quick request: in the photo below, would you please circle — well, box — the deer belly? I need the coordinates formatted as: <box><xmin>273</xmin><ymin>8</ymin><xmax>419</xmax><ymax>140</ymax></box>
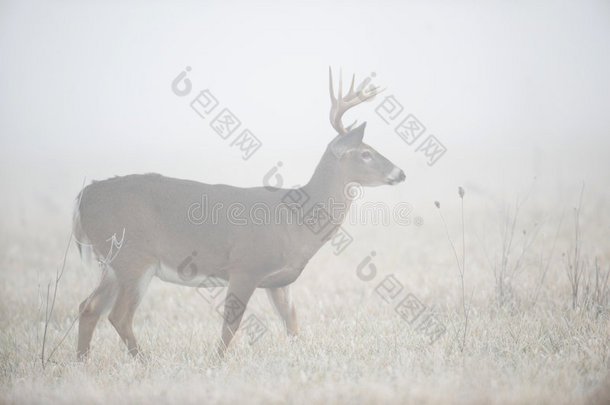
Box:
<box><xmin>156</xmin><ymin>261</ymin><xmax>228</xmax><ymax>288</ymax></box>
<box><xmin>259</xmin><ymin>266</ymin><xmax>304</xmax><ymax>288</ymax></box>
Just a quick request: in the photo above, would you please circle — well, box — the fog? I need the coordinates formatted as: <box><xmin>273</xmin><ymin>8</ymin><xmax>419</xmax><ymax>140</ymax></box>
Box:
<box><xmin>1</xmin><ymin>0</ymin><xmax>609</xmax><ymax>221</ymax></box>
<box><xmin>3</xmin><ymin>2</ymin><xmax>610</xmax><ymax>403</ymax></box>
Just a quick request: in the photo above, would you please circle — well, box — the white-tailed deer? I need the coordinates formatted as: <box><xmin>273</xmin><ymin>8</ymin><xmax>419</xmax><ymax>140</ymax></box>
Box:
<box><xmin>74</xmin><ymin>68</ymin><xmax>405</xmax><ymax>359</ymax></box>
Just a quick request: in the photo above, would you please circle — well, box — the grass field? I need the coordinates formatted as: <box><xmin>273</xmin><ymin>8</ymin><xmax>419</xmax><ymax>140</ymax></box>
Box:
<box><xmin>1</xmin><ymin>179</ymin><xmax>608</xmax><ymax>405</ymax></box>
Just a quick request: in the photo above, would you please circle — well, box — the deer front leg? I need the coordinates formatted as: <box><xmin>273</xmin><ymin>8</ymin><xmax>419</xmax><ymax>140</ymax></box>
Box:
<box><xmin>266</xmin><ymin>286</ymin><xmax>298</xmax><ymax>336</ymax></box>
<box><xmin>217</xmin><ymin>277</ymin><xmax>257</xmax><ymax>358</ymax></box>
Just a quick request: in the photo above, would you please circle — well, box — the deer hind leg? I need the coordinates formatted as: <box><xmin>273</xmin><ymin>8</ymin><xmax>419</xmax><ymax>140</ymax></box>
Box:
<box><xmin>266</xmin><ymin>286</ymin><xmax>298</xmax><ymax>336</ymax></box>
<box><xmin>217</xmin><ymin>277</ymin><xmax>257</xmax><ymax>358</ymax></box>
<box><xmin>77</xmin><ymin>269</ymin><xmax>119</xmax><ymax>360</ymax></box>
<box><xmin>108</xmin><ymin>264</ymin><xmax>154</xmax><ymax>358</ymax></box>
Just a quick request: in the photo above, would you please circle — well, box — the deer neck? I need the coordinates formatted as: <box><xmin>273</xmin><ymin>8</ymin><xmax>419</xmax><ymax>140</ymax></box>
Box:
<box><xmin>302</xmin><ymin>147</ymin><xmax>353</xmax><ymax>224</ymax></box>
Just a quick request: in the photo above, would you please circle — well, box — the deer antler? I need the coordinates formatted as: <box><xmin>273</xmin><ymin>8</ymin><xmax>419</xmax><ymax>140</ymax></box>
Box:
<box><xmin>329</xmin><ymin>67</ymin><xmax>385</xmax><ymax>135</ymax></box>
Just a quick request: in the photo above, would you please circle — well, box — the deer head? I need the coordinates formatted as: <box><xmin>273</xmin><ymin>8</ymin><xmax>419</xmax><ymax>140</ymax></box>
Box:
<box><xmin>327</xmin><ymin>68</ymin><xmax>405</xmax><ymax>187</ymax></box>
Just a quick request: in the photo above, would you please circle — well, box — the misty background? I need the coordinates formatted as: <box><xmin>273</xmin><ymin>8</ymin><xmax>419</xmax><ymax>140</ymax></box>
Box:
<box><xmin>1</xmin><ymin>0</ymin><xmax>609</xmax><ymax>233</ymax></box>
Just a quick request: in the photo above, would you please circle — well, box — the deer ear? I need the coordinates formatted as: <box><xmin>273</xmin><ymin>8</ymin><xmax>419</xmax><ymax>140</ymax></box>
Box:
<box><xmin>330</xmin><ymin>122</ymin><xmax>366</xmax><ymax>158</ymax></box>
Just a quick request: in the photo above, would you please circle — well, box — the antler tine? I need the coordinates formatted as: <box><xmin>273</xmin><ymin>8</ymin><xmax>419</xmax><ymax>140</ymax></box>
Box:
<box><xmin>338</xmin><ymin>68</ymin><xmax>343</xmax><ymax>100</ymax></box>
<box><xmin>361</xmin><ymin>85</ymin><xmax>386</xmax><ymax>101</ymax></box>
<box><xmin>329</xmin><ymin>68</ymin><xmax>385</xmax><ymax>135</ymax></box>
<box><xmin>328</xmin><ymin>66</ymin><xmax>336</xmax><ymax>103</ymax></box>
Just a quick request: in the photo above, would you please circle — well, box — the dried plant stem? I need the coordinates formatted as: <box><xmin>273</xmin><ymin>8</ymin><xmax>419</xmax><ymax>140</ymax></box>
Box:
<box><xmin>566</xmin><ymin>183</ymin><xmax>585</xmax><ymax>310</ymax></box>
<box><xmin>41</xmin><ymin>178</ymin><xmax>86</xmax><ymax>369</ymax></box>
<box><xmin>436</xmin><ymin>189</ymin><xmax>471</xmax><ymax>351</ymax></box>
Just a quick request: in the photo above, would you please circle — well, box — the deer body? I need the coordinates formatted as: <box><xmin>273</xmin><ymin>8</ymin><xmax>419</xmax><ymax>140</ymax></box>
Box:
<box><xmin>77</xmin><ymin>174</ymin><xmax>323</xmax><ymax>287</ymax></box>
<box><xmin>74</xmin><ymin>69</ymin><xmax>405</xmax><ymax>359</ymax></box>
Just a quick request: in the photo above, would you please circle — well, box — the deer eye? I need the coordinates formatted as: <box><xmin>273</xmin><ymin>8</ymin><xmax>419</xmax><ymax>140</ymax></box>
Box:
<box><xmin>361</xmin><ymin>151</ymin><xmax>372</xmax><ymax>160</ymax></box>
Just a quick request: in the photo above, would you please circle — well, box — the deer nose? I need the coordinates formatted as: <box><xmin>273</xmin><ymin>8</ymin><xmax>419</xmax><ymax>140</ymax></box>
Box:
<box><xmin>388</xmin><ymin>167</ymin><xmax>405</xmax><ymax>184</ymax></box>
